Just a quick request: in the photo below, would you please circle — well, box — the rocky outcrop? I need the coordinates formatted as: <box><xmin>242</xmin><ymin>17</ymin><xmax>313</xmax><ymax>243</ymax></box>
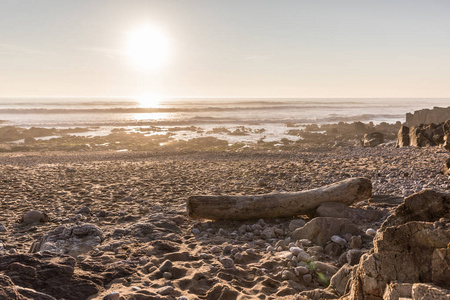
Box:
<box><xmin>0</xmin><ymin>275</ymin><xmax>24</xmax><ymax>300</ymax></box>
<box><xmin>29</xmin><ymin>223</ymin><xmax>104</xmax><ymax>257</ymax></box>
<box><xmin>396</xmin><ymin>120</ymin><xmax>450</xmax><ymax>148</ymax></box>
<box><xmin>406</xmin><ymin>106</ymin><xmax>450</xmax><ymax>126</ymax></box>
<box><xmin>343</xmin><ymin>190</ymin><xmax>450</xmax><ymax>299</ymax></box>
<box><xmin>0</xmin><ymin>253</ymin><xmax>103</xmax><ymax>300</ymax></box>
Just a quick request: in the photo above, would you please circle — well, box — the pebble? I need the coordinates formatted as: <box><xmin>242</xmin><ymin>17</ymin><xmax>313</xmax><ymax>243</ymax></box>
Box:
<box><xmin>245</xmin><ymin>249</ymin><xmax>256</xmax><ymax>256</ymax></box>
<box><xmin>289</xmin><ymin>219</ymin><xmax>306</xmax><ymax>232</ymax></box>
<box><xmin>366</xmin><ymin>228</ymin><xmax>377</xmax><ymax>236</ymax></box>
<box><xmin>210</xmin><ymin>246</ymin><xmax>221</xmax><ymax>254</ymax></box>
<box><xmin>331</xmin><ymin>235</ymin><xmax>347</xmax><ymax>246</ymax></box>
<box><xmin>297</xmin><ymin>251</ymin><xmax>311</xmax><ymax>262</ymax></box>
<box><xmin>230</xmin><ymin>248</ymin><xmax>239</xmax><ymax>255</ymax></box>
<box><xmin>324</xmin><ymin>242</ymin><xmax>342</xmax><ymax>257</ymax></box>
<box><xmin>350</xmin><ymin>236</ymin><xmax>362</xmax><ymax>249</ymax></box>
<box><xmin>303</xmin><ymin>274</ymin><xmax>312</xmax><ymax>283</ymax></box>
<box><xmin>289</xmin><ymin>247</ymin><xmax>303</xmax><ymax>256</ymax></box>
<box><xmin>275</xmin><ymin>240</ymin><xmax>288</xmax><ymax>250</ymax></box>
<box><xmin>220</xmin><ymin>257</ymin><xmax>235</xmax><ymax>269</ymax></box>
<box><xmin>274</xmin><ymin>228</ymin><xmax>284</xmax><ymax>236</ymax></box>
<box><xmin>157</xmin><ymin>286</ymin><xmax>174</xmax><ymax>295</ymax></box>
<box><xmin>76</xmin><ymin>206</ymin><xmax>91</xmax><ymax>214</ymax></box>
<box><xmin>131</xmin><ymin>286</ymin><xmax>141</xmax><ymax>291</ymax></box>
<box><xmin>347</xmin><ymin>249</ymin><xmax>364</xmax><ymax>265</ymax></box>
<box><xmin>163</xmin><ymin>272</ymin><xmax>173</xmax><ymax>279</ymax></box>
<box><xmin>152</xmin><ymin>205</ymin><xmax>163</xmax><ymax>212</ymax></box>
<box><xmin>294</xmin><ymin>266</ymin><xmax>309</xmax><ymax>276</ymax></box>
<box><xmin>22</xmin><ymin>210</ymin><xmax>47</xmax><ymax>224</ymax></box>
<box><xmin>266</xmin><ymin>246</ymin><xmax>274</xmax><ymax>252</ymax></box>
<box><xmin>103</xmin><ymin>291</ymin><xmax>120</xmax><ymax>300</ymax></box>
<box><xmin>296</xmin><ymin>239</ymin><xmax>312</xmax><ymax>247</ymax></box>
<box><xmin>234</xmin><ymin>252</ymin><xmax>243</xmax><ymax>262</ymax></box>
<box><xmin>307</xmin><ymin>246</ymin><xmax>324</xmax><ymax>254</ymax></box>
<box><xmin>177</xmin><ymin>297</ymin><xmax>189</xmax><ymax>300</ymax></box>
<box><xmin>218</xmin><ymin>228</ymin><xmax>227</xmax><ymax>236</ymax></box>
<box><xmin>251</xmin><ymin>223</ymin><xmax>263</xmax><ymax>231</ymax></box>
<box><xmin>159</xmin><ymin>260</ymin><xmax>173</xmax><ymax>272</ymax></box>
<box><xmin>258</xmin><ymin>219</ymin><xmax>267</xmax><ymax>227</ymax></box>
<box><xmin>192</xmin><ymin>228</ymin><xmax>200</xmax><ymax>235</ymax></box>
<box><xmin>222</xmin><ymin>245</ymin><xmax>233</xmax><ymax>255</ymax></box>
<box><xmin>0</xmin><ymin>224</ymin><xmax>6</xmax><ymax>232</ymax></box>
<box><xmin>258</xmin><ymin>178</ymin><xmax>267</xmax><ymax>186</ymax></box>
<box><xmin>281</xmin><ymin>270</ymin><xmax>296</xmax><ymax>281</ymax></box>
<box><xmin>261</xmin><ymin>227</ymin><xmax>275</xmax><ymax>239</ymax></box>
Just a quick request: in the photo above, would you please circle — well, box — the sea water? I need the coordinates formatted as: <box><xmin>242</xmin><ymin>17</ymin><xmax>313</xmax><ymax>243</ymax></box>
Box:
<box><xmin>0</xmin><ymin>98</ymin><xmax>448</xmax><ymax>143</ymax></box>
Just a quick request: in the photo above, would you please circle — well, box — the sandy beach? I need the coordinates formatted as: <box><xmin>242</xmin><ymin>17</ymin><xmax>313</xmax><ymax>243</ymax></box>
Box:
<box><xmin>0</xmin><ymin>145</ymin><xmax>448</xmax><ymax>299</ymax></box>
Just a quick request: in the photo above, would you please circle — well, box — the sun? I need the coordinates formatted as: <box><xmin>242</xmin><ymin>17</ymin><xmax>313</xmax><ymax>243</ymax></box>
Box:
<box><xmin>126</xmin><ymin>25</ymin><xmax>170</xmax><ymax>70</ymax></box>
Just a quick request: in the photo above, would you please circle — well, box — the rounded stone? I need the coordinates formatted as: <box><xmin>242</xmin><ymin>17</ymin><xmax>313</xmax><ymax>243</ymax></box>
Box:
<box><xmin>303</xmin><ymin>274</ymin><xmax>312</xmax><ymax>283</ymax></box>
<box><xmin>159</xmin><ymin>260</ymin><xmax>173</xmax><ymax>272</ymax></box>
<box><xmin>22</xmin><ymin>211</ymin><xmax>47</xmax><ymax>224</ymax></box>
<box><xmin>103</xmin><ymin>292</ymin><xmax>120</xmax><ymax>300</ymax></box>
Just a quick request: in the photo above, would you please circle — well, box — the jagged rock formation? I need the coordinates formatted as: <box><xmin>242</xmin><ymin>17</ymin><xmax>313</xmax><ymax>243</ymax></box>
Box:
<box><xmin>396</xmin><ymin>120</ymin><xmax>450</xmax><ymax>148</ymax></box>
<box><xmin>406</xmin><ymin>106</ymin><xmax>450</xmax><ymax>126</ymax></box>
<box><xmin>345</xmin><ymin>190</ymin><xmax>450</xmax><ymax>299</ymax></box>
<box><xmin>297</xmin><ymin>189</ymin><xmax>450</xmax><ymax>300</ymax></box>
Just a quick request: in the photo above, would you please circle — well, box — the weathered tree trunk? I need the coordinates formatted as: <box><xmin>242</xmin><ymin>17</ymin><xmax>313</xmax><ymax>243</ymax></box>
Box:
<box><xmin>187</xmin><ymin>177</ymin><xmax>372</xmax><ymax>220</ymax></box>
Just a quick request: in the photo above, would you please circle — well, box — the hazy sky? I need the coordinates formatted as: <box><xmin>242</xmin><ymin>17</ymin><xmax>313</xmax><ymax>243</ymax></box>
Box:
<box><xmin>1</xmin><ymin>0</ymin><xmax>449</xmax><ymax>98</ymax></box>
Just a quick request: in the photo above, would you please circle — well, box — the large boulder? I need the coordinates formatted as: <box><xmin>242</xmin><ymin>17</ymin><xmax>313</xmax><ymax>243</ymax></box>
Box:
<box><xmin>395</xmin><ymin>125</ymin><xmax>410</xmax><ymax>147</ymax></box>
<box><xmin>409</xmin><ymin>125</ymin><xmax>437</xmax><ymax>147</ymax></box>
<box><xmin>344</xmin><ymin>190</ymin><xmax>450</xmax><ymax>299</ymax></box>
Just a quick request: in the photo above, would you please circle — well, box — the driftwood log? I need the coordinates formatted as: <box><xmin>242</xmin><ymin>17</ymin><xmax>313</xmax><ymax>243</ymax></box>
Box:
<box><xmin>187</xmin><ymin>177</ymin><xmax>372</xmax><ymax>220</ymax></box>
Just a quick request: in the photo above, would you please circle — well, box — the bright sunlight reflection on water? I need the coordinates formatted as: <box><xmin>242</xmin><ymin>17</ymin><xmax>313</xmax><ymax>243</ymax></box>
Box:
<box><xmin>132</xmin><ymin>112</ymin><xmax>169</xmax><ymax>121</ymax></box>
<box><xmin>136</xmin><ymin>95</ymin><xmax>162</xmax><ymax>108</ymax></box>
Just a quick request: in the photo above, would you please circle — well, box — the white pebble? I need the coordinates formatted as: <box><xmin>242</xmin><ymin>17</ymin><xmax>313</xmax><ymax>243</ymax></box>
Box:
<box><xmin>331</xmin><ymin>235</ymin><xmax>347</xmax><ymax>246</ymax></box>
<box><xmin>366</xmin><ymin>228</ymin><xmax>377</xmax><ymax>236</ymax></box>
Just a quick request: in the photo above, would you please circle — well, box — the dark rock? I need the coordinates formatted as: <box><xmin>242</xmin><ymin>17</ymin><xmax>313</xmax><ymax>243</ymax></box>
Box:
<box><xmin>21</xmin><ymin>211</ymin><xmax>48</xmax><ymax>225</ymax></box>
<box><xmin>0</xmin><ymin>253</ymin><xmax>102</xmax><ymax>300</ymax></box>
<box><xmin>363</xmin><ymin>132</ymin><xmax>384</xmax><ymax>147</ymax></box>
<box><xmin>15</xmin><ymin>286</ymin><xmax>57</xmax><ymax>300</ymax></box>
<box><xmin>346</xmin><ymin>249</ymin><xmax>363</xmax><ymax>266</ymax></box>
<box><xmin>324</xmin><ymin>242</ymin><xmax>342</xmax><ymax>257</ymax></box>
<box><xmin>0</xmin><ymin>274</ymin><xmax>24</xmax><ymax>300</ymax></box>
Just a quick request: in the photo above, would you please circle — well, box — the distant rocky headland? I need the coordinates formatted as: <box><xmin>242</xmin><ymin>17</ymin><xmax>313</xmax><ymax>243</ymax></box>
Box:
<box><xmin>406</xmin><ymin>106</ymin><xmax>450</xmax><ymax>126</ymax></box>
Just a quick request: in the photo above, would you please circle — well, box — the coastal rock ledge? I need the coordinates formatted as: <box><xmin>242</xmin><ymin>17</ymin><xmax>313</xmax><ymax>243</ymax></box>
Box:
<box><xmin>299</xmin><ymin>189</ymin><xmax>450</xmax><ymax>300</ymax></box>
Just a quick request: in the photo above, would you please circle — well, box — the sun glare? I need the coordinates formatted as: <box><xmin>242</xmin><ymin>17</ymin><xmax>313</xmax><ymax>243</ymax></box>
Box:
<box><xmin>126</xmin><ymin>25</ymin><xmax>170</xmax><ymax>70</ymax></box>
<box><xmin>137</xmin><ymin>95</ymin><xmax>161</xmax><ymax>108</ymax></box>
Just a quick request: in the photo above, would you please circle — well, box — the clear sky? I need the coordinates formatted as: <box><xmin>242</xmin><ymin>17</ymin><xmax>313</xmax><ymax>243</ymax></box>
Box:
<box><xmin>0</xmin><ymin>0</ymin><xmax>449</xmax><ymax>98</ymax></box>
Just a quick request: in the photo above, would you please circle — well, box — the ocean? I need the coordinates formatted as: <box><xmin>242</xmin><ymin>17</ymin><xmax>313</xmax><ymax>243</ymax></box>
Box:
<box><xmin>0</xmin><ymin>98</ymin><xmax>449</xmax><ymax>143</ymax></box>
